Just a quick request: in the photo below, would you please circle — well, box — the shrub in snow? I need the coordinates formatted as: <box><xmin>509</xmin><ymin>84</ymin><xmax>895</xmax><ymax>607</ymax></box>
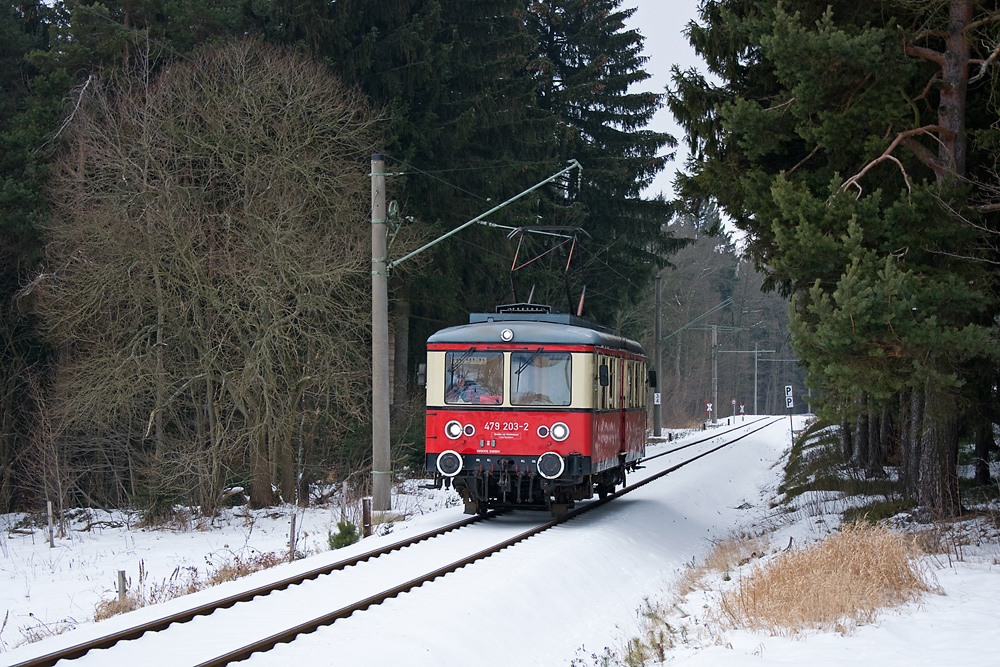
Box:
<box><xmin>328</xmin><ymin>521</ymin><xmax>360</xmax><ymax>550</ymax></box>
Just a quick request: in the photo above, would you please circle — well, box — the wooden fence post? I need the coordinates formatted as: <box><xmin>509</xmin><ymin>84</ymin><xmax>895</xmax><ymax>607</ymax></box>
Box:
<box><xmin>47</xmin><ymin>500</ymin><xmax>54</xmax><ymax>549</ymax></box>
<box><xmin>362</xmin><ymin>497</ymin><xmax>372</xmax><ymax>538</ymax></box>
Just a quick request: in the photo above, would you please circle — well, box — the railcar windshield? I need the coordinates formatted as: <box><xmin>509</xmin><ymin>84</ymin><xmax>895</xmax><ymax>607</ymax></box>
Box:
<box><xmin>511</xmin><ymin>351</ymin><xmax>572</xmax><ymax>406</ymax></box>
<box><xmin>445</xmin><ymin>351</ymin><xmax>503</xmax><ymax>404</ymax></box>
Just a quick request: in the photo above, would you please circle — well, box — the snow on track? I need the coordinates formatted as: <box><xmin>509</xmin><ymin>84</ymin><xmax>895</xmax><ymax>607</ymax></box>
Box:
<box><xmin>3</xmin><ymin>418</ymin><xmax>790</xmax><ymax>667</ymax></box>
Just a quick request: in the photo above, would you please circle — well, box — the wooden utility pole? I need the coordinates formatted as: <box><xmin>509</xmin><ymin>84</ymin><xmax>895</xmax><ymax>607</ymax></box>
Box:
<box><xmin>711</xmin><ymin>325</ymin><xmax>718</xmax><ymax>425</ymax></box>
<box><xmin>653</xmin><ymin>275</ymin><xmax>662</xmax><ymax>436</ymax></box>
<box><xmin>371</xmin><ymin>154</ymin><xmax>391</xmax><ymax>511</ymax></box>
<box><xmin>754</xmin><ymin>342</ymin><xmax>759</xmax><ymax>415</ymax></box>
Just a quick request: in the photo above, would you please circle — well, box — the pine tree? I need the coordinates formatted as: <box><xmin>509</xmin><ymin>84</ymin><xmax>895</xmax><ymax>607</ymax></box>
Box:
<box><xmin>669</xmin><ymin>0</ymin><xmax>1000</xmax><ymax>515</ymax></box>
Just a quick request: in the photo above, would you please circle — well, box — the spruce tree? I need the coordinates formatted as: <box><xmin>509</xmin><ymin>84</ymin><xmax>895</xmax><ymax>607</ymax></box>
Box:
<box><xmin>526</xmin><ymin>0</ymin><xmax>683</xmax><ymax>324</ymax></box>
<box><xmin>0</xmin><ymin>0</ymin><xmax>63</xmax><ymax>511</ymax></box>
<box><xmin>669</xmin><ymin>0</ymin><xmax>1000</xmax><ymax>515</ymax></box>
<box><xmin>260</xmin><ymin>0</ymin><xmax>684</xmax><ymax>329</ymax></box>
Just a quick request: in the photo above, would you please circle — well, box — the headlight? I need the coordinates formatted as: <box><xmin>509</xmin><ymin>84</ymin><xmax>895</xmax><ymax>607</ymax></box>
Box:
<box><xmin>550</xmin><ymin>422</ymin><xmax>570</xmax><ymax>442</ymax></box>
<box><xmin>536</xmin><ymin>425</ymin><xmax>550</xmax><ymax>438</ymax></box>
<box><xmin>436</xmin><ymin>450</ymin><xmax>463</xmax><ymax>477</ymax></box>
<box><xmin>537</xmin><ymin>452</ymin><xmax>565</xmax><ymax>479</ymax></box>
<box><xmin>445</xmin><ymin>420</ymin><xmax>463</xmax><ymax>439</ymax></box>
<box><xmin>463</xmin><ymin>423</ymin><xmax>476</xmax><ymax>437</ymax></box>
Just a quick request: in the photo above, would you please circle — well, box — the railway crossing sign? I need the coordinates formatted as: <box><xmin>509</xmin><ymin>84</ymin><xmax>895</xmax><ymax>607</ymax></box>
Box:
<box><xmin>740</xmin><ymin>403</ymin><xmax>745</xmax><ymax>414</ymax></box>
<box><xmin>785</xmin><ymin>385</ymin><xmax>794</xmax><ymax>409</ymax></box>
<box><xmin>705</xmin><ymin>402</ymin><xmax>713</xmax><ymax>414</ymax></box>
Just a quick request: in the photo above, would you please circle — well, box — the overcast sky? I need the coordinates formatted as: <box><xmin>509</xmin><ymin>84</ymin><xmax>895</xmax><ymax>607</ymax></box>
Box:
<box><xmin>624</xmin><ymin>0</ymin><xmax>705</xmax><ymax>198</ymax></box>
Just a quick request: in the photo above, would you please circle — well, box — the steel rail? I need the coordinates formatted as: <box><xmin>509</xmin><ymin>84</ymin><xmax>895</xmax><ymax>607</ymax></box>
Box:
<box><xmin>620</xmin><ymin>417</ymin><xmax>782</xmax><ymax>494</ymax></box>
<box><xmin>194</xmin><ymin>416</ymin><xmax>785</xmax><ymax>666</ymax></box>
<box><xmin>642</xmin><ymin>415</ymin><xmax>771</xmax><ymax>463</ymax></box>
<box><xmin>15</xmin><ymin>416</ymin><xmax>784</xmax><ymax>667</ymax></box>
<box><xmin>10</xmin><ymin>513</ymin><xmax>492</xmax><ymax>667</ymax></box>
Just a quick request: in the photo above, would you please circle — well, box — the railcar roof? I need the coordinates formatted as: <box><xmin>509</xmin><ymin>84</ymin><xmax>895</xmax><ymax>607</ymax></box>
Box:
<box><xmin>427</xmin><ymin>314</ymin><xmax>645</xmax><ymax>356</ymax></box>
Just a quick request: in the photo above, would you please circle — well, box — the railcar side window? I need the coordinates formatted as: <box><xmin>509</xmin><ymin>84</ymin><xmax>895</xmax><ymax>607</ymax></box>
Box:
<box><xmin>511</xmin><ymin>351</ymin><xmax>572</xmax><ymax>406</ymax></box>
<box><xmin>445</xmin><ymin>352</ymin><xmax>504</xmax><ymax>404</ymax></box>
<box><xmin>598</xmin><ymin>357</ymin><xmax>611</xmax><ymax>410</ymax></box>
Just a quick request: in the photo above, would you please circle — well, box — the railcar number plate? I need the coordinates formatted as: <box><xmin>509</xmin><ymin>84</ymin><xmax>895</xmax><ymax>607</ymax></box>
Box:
<box><xmin>484</xmin><ymin>421</ymin><xmax>529</xmax><ymax>432</ymax></box>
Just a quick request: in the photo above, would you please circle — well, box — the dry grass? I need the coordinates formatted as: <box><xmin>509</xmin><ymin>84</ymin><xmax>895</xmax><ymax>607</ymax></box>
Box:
<box><xmin>676</xmin><ymin>531</ymin><xmax>771</xmax><ymax>597</ymax></box>
<box><xmin>716</xmin><ymin>523</ymin><xmax>934</xmax><ymax>636</ymax></box>
<box><xmin>623</xmin><ymin>532</ymin><xmax>772</xmax><ymax>666</ymax></box>
<box><xmin>622</xmin><ymin>524</ymin><xmax>936</xmax><ymax>665</ymax></box>
<box><xmin>204</xmin><ymin>551</ymin><xmax>285</xmax><ymax>586</ymax></box>
<box><xmin>94</xmin><ymin>551</ymin><xmax>285</xmax><ymax>621</ymax></box>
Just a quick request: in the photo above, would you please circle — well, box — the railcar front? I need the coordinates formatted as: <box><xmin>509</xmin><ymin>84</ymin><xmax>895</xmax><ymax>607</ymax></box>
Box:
<box><xmin>423</xmin><ymin>307</ymin><xmax>648</xmax><ymax>516</ymax></box>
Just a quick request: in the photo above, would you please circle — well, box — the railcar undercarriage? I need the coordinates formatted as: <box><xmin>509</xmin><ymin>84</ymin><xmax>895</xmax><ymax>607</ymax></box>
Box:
<box><xmin>426</xmin><ymin>456</ymin><xmax>631</xmax><ymax>517</ymax></box>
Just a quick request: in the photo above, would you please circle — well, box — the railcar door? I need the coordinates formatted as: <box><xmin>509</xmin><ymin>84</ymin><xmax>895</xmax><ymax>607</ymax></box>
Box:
<box><xmin>618</xmin><ymin>359</ymin><xmax>629</xmax><ymax>453</ymax></box>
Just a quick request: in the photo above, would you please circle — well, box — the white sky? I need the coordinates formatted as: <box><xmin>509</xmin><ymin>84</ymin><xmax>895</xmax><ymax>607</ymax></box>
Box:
<box><xmin>626</xmin><ymin>0</ymin><xmax>706</xmax><ymax>199</ymax></box>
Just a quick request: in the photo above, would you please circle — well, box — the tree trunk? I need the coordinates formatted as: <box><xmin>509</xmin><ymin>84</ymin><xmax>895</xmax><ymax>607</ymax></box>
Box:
<box><xmin>296</xmin><ymin>408</ymin><xmax>316</xmax><ymax>508</ymax></box>
<box><xmin>974</xmin><ymin>419</ymin><xmax>994</xmax><ymax>485</ymax></box>
<box><xmin>880</xmin><ymin>404</ymin><xmax>895</xmax><ymax>465</ymax></box>
<box><xmin>938</xmin><ymin>0</ymin><xmax>973</xmax><ymax>179</ymax></box>
<box><xmin>249</xmin><ymin>429</ymin><xmax>273</xmax><ymax>508</ymax></box>
<box><xmin>900</xmin><ymin>390</ymin><xmax>923</xmax><ymax>499</ymax></box>
<box><xmin>206</xmin><ymin>373</ymin><xmax>221</xmax><ymax>513</ymax></box>
<box><xmin>866</xmin><ymin>406</ymin><xmax>883</xmax><ymax>477</ymax></box>
<box><xmin>153</xmin><ymin>266</ymin><xmax>165</xmax><ymax>458</ymax></box>
<box><xmin>278</xmin><ymin>431</ymin><xmax>295</xmax><ymax>504</ymax></box>
<box><xmin>853</xmin><ymin>394</ymin><xmax>869</xmax><ymax>468</ymax></box>
<box><xmin>918</xmin><ymin>385</ymin><xmax>961</xmax><ymax>517</ymax></box>
<box><xmin>840</xmin><ymin>414</ymin><xmax>853</xmax><ymax>461</ymax></box>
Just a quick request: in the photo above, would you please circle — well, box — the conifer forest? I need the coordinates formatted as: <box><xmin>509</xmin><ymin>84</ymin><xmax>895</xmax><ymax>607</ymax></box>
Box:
<box><xmin>1</xmin><ymin>0</ymin><xmax>998</xmax><ymax>520</ymax></box>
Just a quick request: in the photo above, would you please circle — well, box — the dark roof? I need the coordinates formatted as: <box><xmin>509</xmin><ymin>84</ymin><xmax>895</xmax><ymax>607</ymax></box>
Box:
<box><xmin>427</xmin><ymin>315</ymin><xmax>646</xmax><ymax>356</ymax></box>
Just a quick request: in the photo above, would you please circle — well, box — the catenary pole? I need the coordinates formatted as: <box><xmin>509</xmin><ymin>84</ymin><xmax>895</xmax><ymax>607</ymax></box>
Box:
<box><xmin>370</xmin><ymin>159</ymin><xmax>583</xmax><ymax>512</ymax></box>
<box><xmin>371</xmin><ymin>154</ymin><xmax>391</xmax><ymax>511</ymax></box>
<box><xmin>715</xmin><ymin>345</ymin><xmax>776</xmax><ymax>415</ymax></box>
<box><xmin>653</xmin><ymin>275</ymin><xmax>662</xmax><ymax>436</ymax></box>
<box><xmin>711</xmin><ymin>325</ymin><xmax>718</xmax><ymax>425</ymax></box>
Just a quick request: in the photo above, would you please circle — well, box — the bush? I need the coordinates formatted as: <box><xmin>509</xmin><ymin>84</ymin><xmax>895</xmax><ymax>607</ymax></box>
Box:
<box><xmin>716</xmin><ymin>523</ymin><xmax>933</xmax><ymax>635</ymax></box>
<box><xmin>328</xmin><ymin>521</ymin><xmax>360</xmax><ymax>550</ymax></box>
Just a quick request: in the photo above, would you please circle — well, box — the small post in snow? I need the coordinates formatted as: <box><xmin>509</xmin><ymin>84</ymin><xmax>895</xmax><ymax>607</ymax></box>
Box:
<box><xmin>341</xmin><ymin>480</ymin><xmax>348</xmax><ymax>525</ymax></box>
<box><xmin>362</xmin><ymin>497</ymin><xmax>372</xmax><ymax>538</ymax></box>
<box><xmin>117</xmin><ymin>570</ymin><xmax>126</xmax><ymax>602</ymax></box>
<box><xmin>288</xmin><ymin>514</ymin><xmax>297</xmax><ymax>562</ymax></box>
<box><xmin>785</xmin><ymin>385</ymin><xmax>795</xmax><ymax>443</ymax></box>
<box><xmin>47</xmin><ymin>500</ymin><xmax>54</xmax><ymax>548</ymax></box>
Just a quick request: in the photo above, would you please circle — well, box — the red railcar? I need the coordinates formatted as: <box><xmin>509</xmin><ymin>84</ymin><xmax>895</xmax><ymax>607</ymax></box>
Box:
<box><xmin>423</xmin><ymin>304</ymin><xmax>651</xmax><ymax>516</ymax></box>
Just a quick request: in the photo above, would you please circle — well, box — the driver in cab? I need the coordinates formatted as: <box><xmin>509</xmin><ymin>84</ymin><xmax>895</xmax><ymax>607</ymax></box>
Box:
<box><xmin>446</xmin><ymin>374</ymin><xmax>479</xmax><ymax>403</ymax></box>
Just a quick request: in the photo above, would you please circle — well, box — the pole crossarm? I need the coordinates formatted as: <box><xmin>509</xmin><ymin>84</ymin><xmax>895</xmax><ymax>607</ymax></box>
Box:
<box><xmin>689</xmin><ymin>325</ymin><xmax>745</xmax><ymax>333</ymax></box>
<box><xmin>386</xmin><ymin>160</ymin><xmax>582</xmax><ymax>270</ymax></box>
<box><xmin>370</xmin><ymin>156</ymin><xmax>581</xmax><ymax>512</ymax></box>
<box><xmin>717</xmin><ymin>349</ymin><xmax>776</xmax><ymax>354</ymax></box>
<box><xmin>661</xmin><ymin>298</ymin><xmax>733</xmax><ymax>341</ymax></box>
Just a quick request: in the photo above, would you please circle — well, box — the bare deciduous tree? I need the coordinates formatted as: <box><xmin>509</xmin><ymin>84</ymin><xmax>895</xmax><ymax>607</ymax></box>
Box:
<box><xmin>26</xmin><ymin>39</ymin><xmax>385</xmax><ymax>511</ymax></box>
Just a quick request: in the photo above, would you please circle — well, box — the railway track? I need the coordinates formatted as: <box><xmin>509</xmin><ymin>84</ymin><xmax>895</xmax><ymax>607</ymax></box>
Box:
<box><xmin>9</xmin><ymin>416</ymin><xmax>783</xmax><ymax>667</ymax></box>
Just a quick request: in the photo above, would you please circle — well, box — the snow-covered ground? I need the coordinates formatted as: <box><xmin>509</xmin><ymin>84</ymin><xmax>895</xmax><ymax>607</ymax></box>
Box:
<box><xmin>1</xmin><ymin>416</ymin><xmax>998</xmax><ymax>666</ymax></box>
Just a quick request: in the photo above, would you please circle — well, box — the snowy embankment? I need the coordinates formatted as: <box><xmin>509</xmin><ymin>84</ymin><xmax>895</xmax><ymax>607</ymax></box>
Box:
<box><xmin>1</xmin><ymin>416</ymin><xmax>998</xmax><ymax>666</ymax></box>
